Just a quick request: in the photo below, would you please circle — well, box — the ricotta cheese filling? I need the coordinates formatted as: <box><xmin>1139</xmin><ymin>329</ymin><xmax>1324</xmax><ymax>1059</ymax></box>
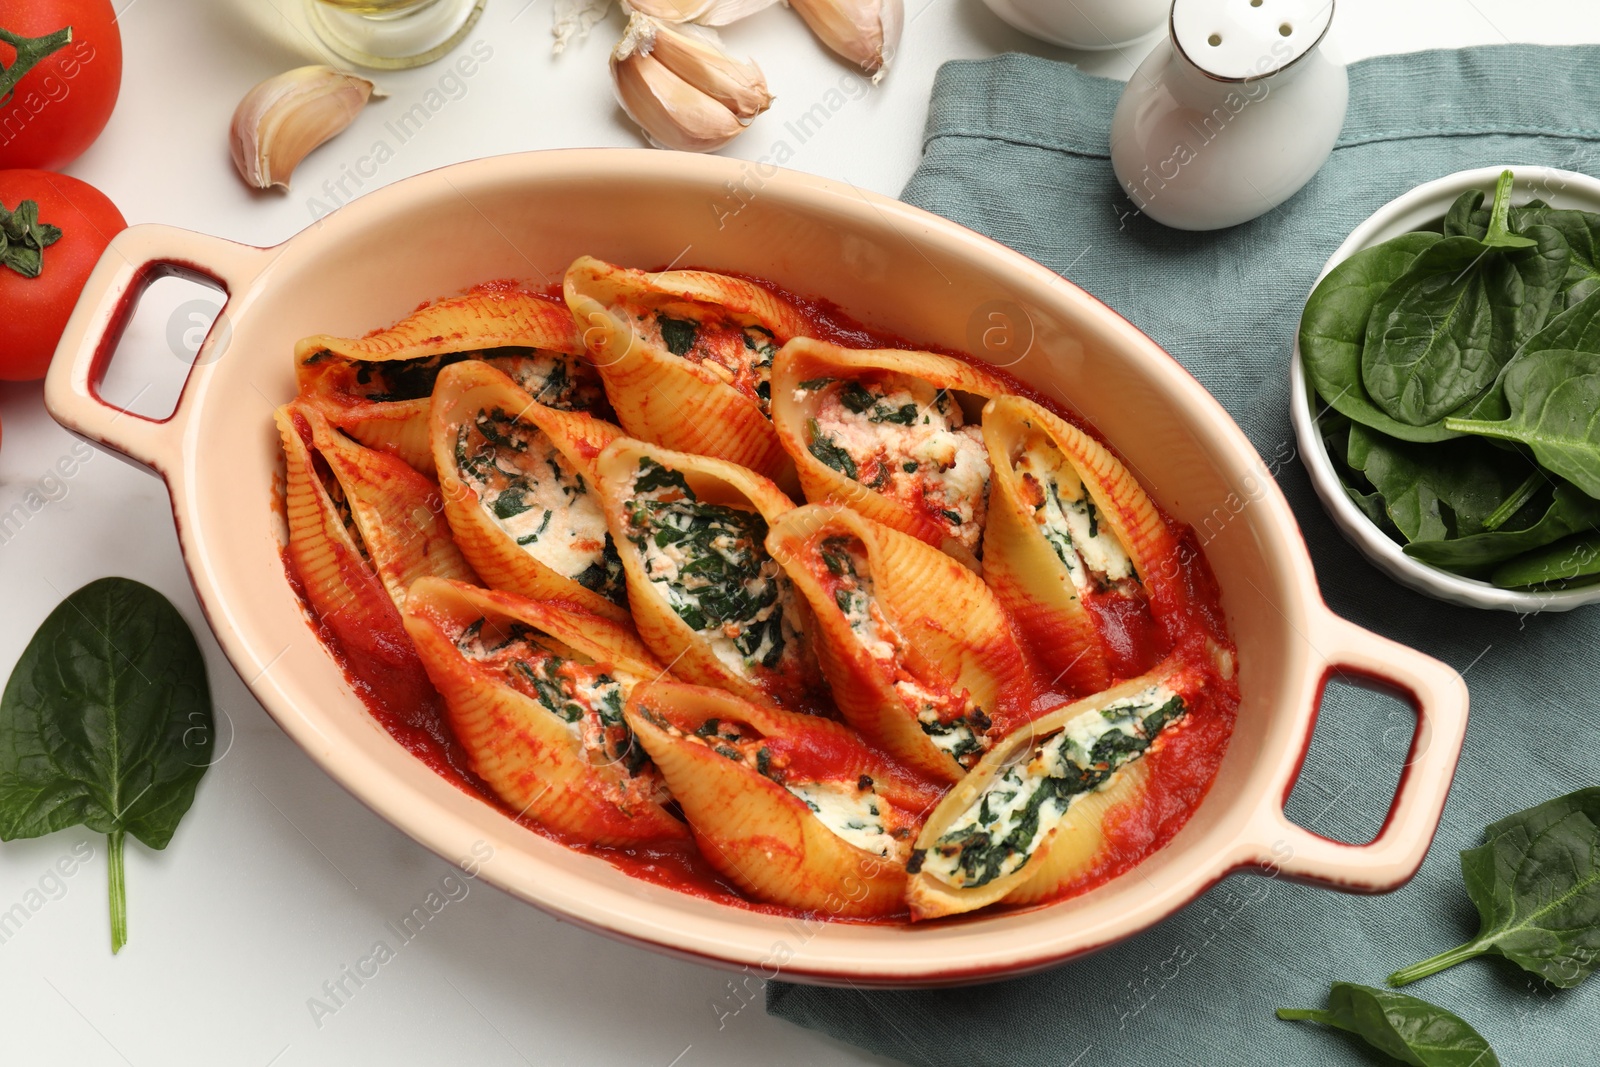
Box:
<box><xmin>802</xmin><ymin>376</ymin><xmax>991</xmax><ymax>551</ymax></box>
<box><xmin>1015</xmin><ymin>434</ymin><xmax>1137</xmax><ymax>596</ymax></box>
<box><xmin>455</xmin><ymin>409</ymin><xmax>623</xmax><ymax>602</ymax></box>
<box><xmin>624</xmin><ymin>458</ymin><xmax>805</xmax><ymax>680</ymax></box>
<box><xmin>915</xmin><ymin>682</ymin><xmax>1186</xmax><ymax>890</ymax></box>
<box><xmin>310</xmin><ymin>346</ymin><xmax>604</xmax><ymax>411</ymax></box>
<box><xmin>455</xmin><ymin>617</ymin><xmax>664</xmax><ymax>811</ymax></box>
<box><xmin>652</xmin><ymin>714</ymin><xmax>911</xmax><ymax>859</ymax></box>
<box><xmin>624</xmin><ymin>302</ymin><xmax>780</xmax><ymax>413</ymax></box>
<box><xmin>818</xmin><ymin>535</ymin><xmax>991</xmax><ymax>769</ymax></box>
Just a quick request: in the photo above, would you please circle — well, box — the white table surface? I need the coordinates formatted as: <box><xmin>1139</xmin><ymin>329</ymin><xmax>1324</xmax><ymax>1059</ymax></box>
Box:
<box><xmin>3</xmin><ymin>1</ymin><xmax>1598</xmax><ymax>1064</ymax></box>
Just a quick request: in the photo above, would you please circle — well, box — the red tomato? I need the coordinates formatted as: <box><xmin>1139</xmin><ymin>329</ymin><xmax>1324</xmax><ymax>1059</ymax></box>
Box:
<box><xmin>0</xmin><ymin>0</ymin><xmax>123</xmax><ymax>170</ymax></box>
<box><xmin>0</xmin><ymin>170</ymin><xmax>125</xmax><ymax>381</ymax></box>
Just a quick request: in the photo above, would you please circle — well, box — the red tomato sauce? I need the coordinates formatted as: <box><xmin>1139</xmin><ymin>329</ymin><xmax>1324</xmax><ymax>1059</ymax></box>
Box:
<box><xmin>282</xmin><ymin>274</ymin><xmax>1240</xmax><ymax>923</ymax></box>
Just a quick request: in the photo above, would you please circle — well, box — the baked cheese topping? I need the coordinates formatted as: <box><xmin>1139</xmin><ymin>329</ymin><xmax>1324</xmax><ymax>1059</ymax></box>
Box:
<box><xmin>627</xmin><ymin>304</ymin><xmax>780</xmax><ymax>413</ymax></box>
<box><xmin>455</xmin><ymin>408</ymin><xmax>624</xmax><ymax>602</ymax></box>
<box><xmin>625</xmin><ymin>458</ymin><xmax>805</xmax><ymax>680</ymax></box>
<box><xmin>818</xmin><ymin>535</ymin><xmax>991</xmax><ymax>769</ymax></box>
<box><xmin>1015</xmin><ymin>433</ymin><xmax>1136</xmax><ymax>595</ymax></box>
<box><xmin>455</xmin><ymin>617</ymin><xmax>664</xmax><ymax>810</ymax></box>
<box><xmin>802</xmin><ymin>377</ymin><xmax>991</xmax><ymax>551</ymax></box>
<box><xmin>915</xmin><ymin>682</ymin><xmax>1186</xmax><ymax>889</ymax></box>
<box><xmin>652</xmin><ymin>714</ymin><xmax>911</xmax><ymax>859</ymax></box>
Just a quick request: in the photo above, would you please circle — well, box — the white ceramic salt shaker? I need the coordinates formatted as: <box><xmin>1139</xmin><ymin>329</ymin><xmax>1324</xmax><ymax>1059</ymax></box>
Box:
<box><xmin>1108</xmin><ymin>0</ymin><xmax>1347</xmax><ymax>230</ymax></box>
<box><xmin>980</xmin><ymin>0</ymin><xmax>1169</xmax><ymax>51</ymax></box>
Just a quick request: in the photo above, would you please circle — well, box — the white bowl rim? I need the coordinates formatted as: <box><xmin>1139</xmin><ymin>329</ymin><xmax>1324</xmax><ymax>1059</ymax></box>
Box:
<box><xmin>1289</xmin><ymin>164</ymin><xmax>1600</xmax><ymax>613</ymax></box>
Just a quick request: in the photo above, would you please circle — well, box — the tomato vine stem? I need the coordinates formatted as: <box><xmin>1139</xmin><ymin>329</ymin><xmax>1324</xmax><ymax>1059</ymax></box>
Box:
<box><xmin>0</xmin><ymin>25</ymin><xmax>73</xmax><ymax>103</ymax></box>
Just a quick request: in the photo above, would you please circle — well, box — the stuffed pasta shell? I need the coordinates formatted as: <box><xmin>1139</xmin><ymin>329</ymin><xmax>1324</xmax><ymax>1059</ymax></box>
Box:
<box><xmin>907</xmin><ymin>657</ymin><xmax>1209</xmax><ymax>920</ymax></box>
<box><xmin>275</xmin><ymin>400</ymin><xmax>473</xmax><ymax>721</ymax></box>
<box><xmin>431</xmin><ymin>360</ymin><xmax>630</xmax><ymax>623</ymax></box>
<box><xmin>596</xmin><ymin>439</ymin><xmax>826</xmax><ymax>713</ymax></box>
<box><xmin>402</xmin><ymin>577</ymin><xmax>687</xmax><ymax>847</ymax></box>
<box><xmin>624</xmin><ymin>680</ymin><xmax>941</xmax><ymax>917</ymax></box>
<box><xmin>564</xmin><ymin>256</ymin><xmax>813</xmax><ymax>488</ymax></box>
<box><xmin>981</xmin><ymin>395</ymin><xmax>1182</xmax><ymax>694</ymax></box>
<box><xmin>296</xmin><ymin>289</ymin><xmax>599</xmax><ymax>471</ymax></box>
<box><xmin>771</xmin><ymin>338</ymin><xmax>1008</xmax><ymax>570</ymax></box>
<box><xmin>278</xmin><ymin>399</ymin><xmax>476</xmax><ymax>614</ymax></box>
<box><xmin>765</xmin><ymin>505</ymin><xmax>1030</xmax><ymax>783</ymax></box>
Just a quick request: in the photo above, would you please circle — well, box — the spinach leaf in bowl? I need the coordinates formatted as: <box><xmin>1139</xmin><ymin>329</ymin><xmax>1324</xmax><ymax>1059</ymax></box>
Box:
<box><xmin>1491</xmin><ymin>529</ymin><xmax>1600</xmax><ymax>589</ymax></box>
<box><xmin>1361</xmin><ymin>227</ymin><xmax>1567</xmax><ymax>426</ymax></box>
<box><xmin>1299</xmin><ymin>232</ymin><xmax>1458</xmax><ymax>443</ymax></box>
<box><xmin>1346</xmin><ymin>423</ymin><xmax>1546</xmax><ymax>544</ymax></box>
<box><xmin>1404</xmin><ymin>481</ymin><xmax>1600</xmax><ymax>571</ymax></box>
<box><xmin>1444</xmin><ymin>348</ymin><xmax>1600</xmax><ymax>498</ymax></box>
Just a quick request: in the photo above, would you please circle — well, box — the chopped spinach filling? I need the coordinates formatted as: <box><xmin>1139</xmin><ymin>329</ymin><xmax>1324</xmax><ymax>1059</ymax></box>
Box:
<box><xmin>657</xmin><ymin>313</ymin><xmax>698</xmax><ymax>357</ymax></box>
<box><xmin>923</xmin><ymin>686</ymin><xmax>1189</xmax><ymax>888</ymax></box>
<box><xmin>807</xmin><ymin>418</ymin><xmax>859</xmax><ymax>479</ymax></box>
<box><xmin>627</xmin><ymin>458</ymin><xmax>788</xmax><ymax>670</ymax></box>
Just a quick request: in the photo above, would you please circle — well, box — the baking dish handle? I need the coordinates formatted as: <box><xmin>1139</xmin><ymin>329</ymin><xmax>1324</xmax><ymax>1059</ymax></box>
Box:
<box><xmin>44</xmin><ymin>224</ymin><xmax>272</xmax><ymax>474</ymax></box>
<box><xmin>1241</xmin><ymin>612</ymin><xmax>1469</xmax><ymax>893</ymax></box>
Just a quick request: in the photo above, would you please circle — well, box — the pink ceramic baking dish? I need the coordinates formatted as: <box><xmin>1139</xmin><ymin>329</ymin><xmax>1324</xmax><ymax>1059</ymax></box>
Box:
<box><xmin>44</xmin><ymin>149</ymin><xmax>1468</xmax><ymax>986</ymax></box>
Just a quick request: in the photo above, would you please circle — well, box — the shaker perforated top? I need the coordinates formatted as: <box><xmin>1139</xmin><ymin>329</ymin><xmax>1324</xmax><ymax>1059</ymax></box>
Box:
<box><xmin>1171</xmin><ymin>0</ymin><xmax>1335</xmax><ymax>81</ymax></box>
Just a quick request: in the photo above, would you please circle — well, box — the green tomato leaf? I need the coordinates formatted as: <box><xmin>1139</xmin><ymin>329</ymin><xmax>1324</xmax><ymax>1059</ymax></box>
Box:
<box><xmin>1277</xmin><ymin>983</ymin><xmax>1499</xmax><ymax>1067</ymax></box>
<box><xmin>1444</xmin><ymin>349</ymin><xmax>1600</xmax><ymax>498</ymax></box>
<box><xmin>1404</xmin><ymin>482</ymin><xmax>1600</xmax><ymax>572</ymax></box>
<box><xmin>1389</xmin><ymin>788</ymin><xmax>1600</xmax><ymax>989</ymax></box>
<box><xmin>1491</xmin><ymin>530</ymin><xmax>1600</xmax><ymax>589</ymax></box>
<box><xmin>1299</xmin><ymin>232</ymin><xmax>1460</xmax><ymax>443</ymax></box>
<box><xmin>0</xmin><ymin>578</ymin><xmax>214</xmax><ymax>952</ymax></box>
<box><xmin>1346</xmin><ymin>423</ymin><xmax>1545</xmax><ymax>544</ymax></box>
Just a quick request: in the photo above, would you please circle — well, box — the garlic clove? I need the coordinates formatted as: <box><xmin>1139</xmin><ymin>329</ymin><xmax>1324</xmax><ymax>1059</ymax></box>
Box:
<box><xmin>230</xmin><ymin>66</ymin><xmax>379</xmax><ymax>191</ymax></box>
<box><xmin>789</xmin><ymin>0</ymin><xmax>902</xmax><ymax>80</ymax></box>
<box><xmin>646</xmin><ymin>20</ymin><xmax>772</xmax><ymax>118</ymax></box>
<box><xmin>613</xmin><ymin>48</ymin><xmax>746</xmax><ymax>153</ymax></box>
<box><xmin>625</xmin><ymin>0</ymin><xmax>781</xmax><ymax>25</ymax></box>
<box><xmin>625</xmin><ymin>0</ymin><xmax>715</xmax><ymax>20</ymax></box>
<box><xmin>611</xmin><ymin>14</ymin><xmax>770</xmax><ymax>151</ymax></box>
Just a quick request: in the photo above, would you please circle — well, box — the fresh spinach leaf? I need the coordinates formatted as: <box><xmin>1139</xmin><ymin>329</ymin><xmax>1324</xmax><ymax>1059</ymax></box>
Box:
<box><xmin>1362</xmin><ymin>230</ymin><xmax>1567</xmax><ymax>426</ymax></box>
<box><xmin>1442</xmin><ymin>190</ymin><xmax>1486</xmax><ymax>240</ymax></box>
<box><xmin>1278</xmin><ymin>983</ymin><xmax>1498</xmax><ymax>1067</ymax></box>
<box><xmin>1299</xmin><ymin>232</ymin><xmax>1459</xmax><ymax>443</ymax></box>
<box><xmin>1346</xmin><ymin>423</ymin><xmax>1543</xmax><ymax>543</ymax></box>
<box><xmin>1404</xmin><ymin>481</ymin><xmax>1600</xmax><ymax>572</ymax></box>
<box><xmin>0</xmin><ymin>578</ymin><xmax>214</xmax><ymax>954</ymax></box>
<box><xmin>1389</xmin><ymin>787</ymin><xmax>1600</xmax><ymax>989</ymax></box>
<box><xmin>1491</xmin><ymin>529</ymin><xmax>1600</xmax><ymax>589</ymax></box>
<box><xmin>1444</xmin><ymin>349</ymin><xmax>1600</xmax><ymax>498</ymax></box>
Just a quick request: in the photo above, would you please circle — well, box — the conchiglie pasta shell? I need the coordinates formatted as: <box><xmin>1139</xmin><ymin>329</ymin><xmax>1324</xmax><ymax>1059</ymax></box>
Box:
<box><xmin>297</xmin><ymin>403</ymin><xmax>477</xmax><ymax>612</ymax></box>
<box><xmin>765</xmin><ymin>505</ymin><xmax>1030</xmax><ymax>783</ymax></box>
<box><xmin>402</xmin><ymin>577</ymin><xmax>684</xmax><ymax>847</ymax></box>
<box><xmin>431</xmin><ymin>360</ymin><xmax>630</xmax><ymax>623</ymax></box>
<box><xmin>769</xmin><ymin>338</ymin><xmax>1009</xmax><ymax>569</ymax></box>
<box><xmin>276</xmin><ymin>402</ymin><xmax>437</xmax><ymax>718</ymax></box>
<box><xmin>295</xmin><ymin>290</ymin><xmax>585</xmax><ymax>471</ymax></box>
<box><xmin>981</xmin><ymin>395</ymin><xmax>1182</xmax><ymax>689</ymax></box>
<box><xmin>595</xmin><ymin>438</ymin><xmax>826</xmax><ymax>712</ymax></box>
<box><xmin>296</xmin><ymin>289</ymin><xmax>585</xmax><ymax>365</ymax></box>
<box><xmin>563</xmin><ymin>256</ymin><xmax>807</xmax><ymax>490</ymax></box>
<box><xmin>623</xmin><ymin>681</ymin><xmax>908</xmax><ymax>917</ymax></box>
<box><xmin>1001</xmin><ymin>758</ymin><xmax>1151</xmax><ymax>906</ymax></box>
<box><xmin>906</xmin><ymin>657</ymin><xmax>1199</xmax><ymax>920</ymax></box>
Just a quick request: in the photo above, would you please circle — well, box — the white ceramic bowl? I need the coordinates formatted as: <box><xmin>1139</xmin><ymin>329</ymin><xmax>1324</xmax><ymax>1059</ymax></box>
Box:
<box><xmin>979</xmin><ymin>0</ymin><xmax>1168</xmax><ymax>50</ymax></box>
<box><xmin>47</xmin><ymin>150</ymin><xmax>1467</xmax><ymax>986</ymax></box>
<box><xmin>1291</xmin><ymin>165</ymin><xmax>1600</xmax><ymax>613</ymax></box>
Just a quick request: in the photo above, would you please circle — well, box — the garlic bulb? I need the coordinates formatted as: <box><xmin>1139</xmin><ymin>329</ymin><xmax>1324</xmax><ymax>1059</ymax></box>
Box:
<box><xmin>611</xmin><ymin>15</ymin><xmax>772</xmax><ymax>152</ymax></box>
<box><xmin>790</xmin><ymin>0</ymin><xmax>902</xmax><ymax>80</ymax></box>
<box><xmin>230</xmin><ymin>66</ymin><xmax>379</xmax><ymax>191</ymax></box>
